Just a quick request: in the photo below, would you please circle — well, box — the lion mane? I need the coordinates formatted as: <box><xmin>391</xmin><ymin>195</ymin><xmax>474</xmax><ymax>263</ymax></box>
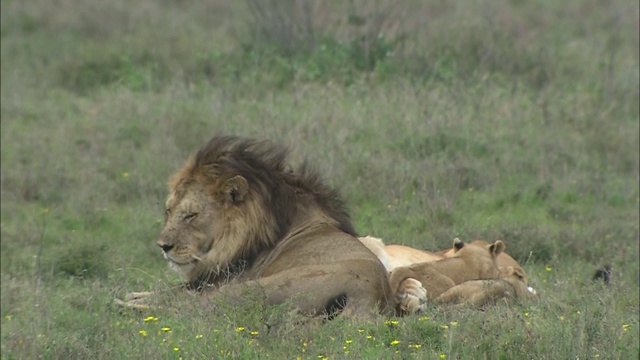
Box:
<box><xmin>134</xmin><ymin>135</ymin><xmax>392</xmax><ymax>318</ymax></box>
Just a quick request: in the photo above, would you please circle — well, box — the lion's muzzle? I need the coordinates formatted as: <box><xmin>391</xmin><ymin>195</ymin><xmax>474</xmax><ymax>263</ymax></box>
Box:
<box><xmin>158</xmin><ymin>243</ymin><xmax>174</xmax><ymax>253</ymax></box>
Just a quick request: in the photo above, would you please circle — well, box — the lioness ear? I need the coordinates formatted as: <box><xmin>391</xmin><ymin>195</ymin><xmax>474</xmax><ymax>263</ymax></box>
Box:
<box><xmin>223</xmin><ymin>175</ymin><xmax>248</xmax><ymax>203</ymax></box>
<box><xmin>453</xmin><ymin>237</ymin><xmax>465</xmax><ymax>251</ymax></box>
<box><xmin>489</xmin><ymin>240</ymin><xmax>505</xmax><ymax>256</ymax></box>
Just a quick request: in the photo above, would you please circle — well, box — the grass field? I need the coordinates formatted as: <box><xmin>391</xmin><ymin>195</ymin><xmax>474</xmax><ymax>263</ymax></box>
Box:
<box><xmin>1</xmin><ymin>0</ymin><xmax>638</xmax><ymax>359</ymax></box>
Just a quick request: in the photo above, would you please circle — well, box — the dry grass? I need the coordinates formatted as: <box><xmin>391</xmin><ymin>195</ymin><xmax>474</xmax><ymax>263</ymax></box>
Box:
<box><xmin>1</xmin><ymin>0</ymin><xmax>638</xmax><ymax>358</ymax></box>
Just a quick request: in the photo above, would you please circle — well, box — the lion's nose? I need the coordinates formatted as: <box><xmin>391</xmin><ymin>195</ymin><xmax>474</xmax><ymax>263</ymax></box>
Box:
<box><xmin>158</xmin><ymin>243</ymin><xmax>174</xmax><ymax>253</ymax></box>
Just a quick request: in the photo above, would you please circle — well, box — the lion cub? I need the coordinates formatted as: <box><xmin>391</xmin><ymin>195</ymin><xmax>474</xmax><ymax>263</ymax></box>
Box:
<box><xmin>388</xmin><ymin>238</ymin><xmax>504</xmax><ymax>314</ymax></box>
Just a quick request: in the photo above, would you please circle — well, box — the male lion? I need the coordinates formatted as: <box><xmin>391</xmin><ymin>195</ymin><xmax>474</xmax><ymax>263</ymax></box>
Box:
<box><xmin>389</xmin><ymin>238</ymin><xmax>504</xmax><ymax>314</ymax></box>
<box><xmin>117</xmin><ymin>136</ymin><xmax>392</xmax><ymax>319</ymax></box>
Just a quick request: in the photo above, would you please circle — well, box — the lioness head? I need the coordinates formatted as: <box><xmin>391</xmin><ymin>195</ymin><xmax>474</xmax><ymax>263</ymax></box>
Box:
<box><xmin>157</xmin><ymin>137</ymin><xmax>299</xmax><ymax>286</ymax></box>
<box><xmin>442</xmin><ymin>239</ymin><xmax>528</xmax><ymax>284</ymax></box>
<box><xmin>448</xmin><ymin>238</ymin><xmax>505</xmax><ymax>280</ymax></box>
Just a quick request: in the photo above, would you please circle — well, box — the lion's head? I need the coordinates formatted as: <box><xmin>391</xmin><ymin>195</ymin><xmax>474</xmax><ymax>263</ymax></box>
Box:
<box><xmin>440</xmin><ymin>239</ymin><xmax>528</xmax><ymax>284</ymax></box>
<box><xmin>157</xmin><ymin>136</ymin><xmax>355</xmax><ymax>288</ymax></box>
<box><xmin>442</xmin><ymin>238</ymin><xmax>505</xmax><ymax>281</ymax></box>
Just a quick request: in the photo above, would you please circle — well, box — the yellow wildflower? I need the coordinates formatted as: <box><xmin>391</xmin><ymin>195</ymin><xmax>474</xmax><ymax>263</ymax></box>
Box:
<box><xmin>250</xmin><ymin>331</ymin><xmax>259</xmax><ymax>336</ymax></box>
<box><xmin>173</xmin><ymin>347</ymin><xmax>180</xmax><ymax>352</ymax></box>
<box><xmin>440</xmin><ymin>324</ymin><xmax>449</xmax><ymax>329</ymax></box>
<box><xmin>622</xmin><ymin>324</ymin><xmax>630</xmax><ymax>331</ymax></box>
<box><xmin>524</xmin><ymin>312</ymin><xmax>530</xmax><ymax>318</ymax></box>
<box><xmin>143</xmin><ymin>316</ymin><xmax>158</xmax><ymax>322</ymax></box>
<box><xmin>345</xmin><ymin>340</ymin><xmax>353</xmax><ymax>344</ymax></box>
<box><xmin>409</xmin><ymin>344</ymin><xmax>422</xmax><ymax>349</ymax></box>
<box><xmin>195</xmin><ymin>334</ymin><xmax>204</xmax><ymax>339</ymax></box>
<box><xmin>439</xmin><ymin>354</ymin><xmax>446</xmax><ymax>359</ymax></box>
<box><xmin>236</xmin><ymin>326</ymin><xmax>245</xmax><ymax>332</ymax></box>
<box><xmin>545</xmin><ymin>265</ymin><xmax>552</xmax><ymax>272</ymax></box>
<box><xmin>450</xmin><ymin>321</ymin><xmax>458</xmax><ymax>327</ymax></box>
<box><xmin>139</xmin><ymin>330</ymin><xmax>147</xmax><ymax>337</ymax></box>
<box><xmin>418</xmin><ymin>316</ymin><xmax>429</xmax><ymax>321</ymax></box>
<box><xmin>161</xmin><ymin>327</ymin><xmax>171</xmax><ymax>332</ymax></box>
<box><xmin>390</xmin><ymin>340</ymin><xmax>400</xmax><ymax>346</ymax></box>
<box><xmin>358</xmin><ymin>329</ymin><xmax>364</xmax><ymax>333</ymax></box>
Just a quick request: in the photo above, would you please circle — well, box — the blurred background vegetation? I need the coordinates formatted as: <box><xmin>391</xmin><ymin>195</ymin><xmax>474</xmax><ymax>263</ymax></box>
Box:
<box><xmin>1</xmin><ymin>0</ymin><xmax>638</xmax><ymax>359</ymax></box>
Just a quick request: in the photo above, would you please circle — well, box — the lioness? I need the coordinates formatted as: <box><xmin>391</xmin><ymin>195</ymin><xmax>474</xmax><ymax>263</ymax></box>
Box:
<box><xmin>362</xmin><ymin>237</ymin><xmax>536</xmax><ymax>309</ymax></box>
<box><xmin>389</xmin><ymin>238</ymin><xmax>504</xmax><ymax>314</ymax></box>
<box><xmin>117</xmin><ymin>136</ymin><xmax>392</xmax><ymax>319</ymax></box>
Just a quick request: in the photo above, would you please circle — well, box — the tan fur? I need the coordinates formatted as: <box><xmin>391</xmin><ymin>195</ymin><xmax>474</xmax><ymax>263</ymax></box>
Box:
<box><xmin>389</xmin><ymin>238</ymin><xmax>504</xmax><ymax>314</ymax></box>
<box><xmin>358</xmin><ymin>236</ymin><xmax>443</xmax><ymax>271</ymax></box>
<box><xmin>435</xmin><ymin>267</ymin><xmax>538</xmax><ymax>308</ymax></box>
<box><xmin>118</xmin><ymin>136</ymin><xmax>392</xmax><ymax>319</ymax></box>
<box><xmin>438</xmin><ymin>239</ymin><xmax>528</xmax><ymax>284</ymax></box>
<box><xmin>357</xmin><ymin>236</ymin><xmax>390</xmax><ymax>270</ymax></box>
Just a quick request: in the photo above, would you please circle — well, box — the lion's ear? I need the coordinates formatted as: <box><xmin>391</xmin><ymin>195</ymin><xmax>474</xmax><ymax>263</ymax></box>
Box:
<box><xmin>489</xmin><ymin>240</ymin><xmax>505</xmax><ymax>256</ymax></box>
<box><xmin>223</xmin><ymin>175</ymin><xmax>248</xmax><ymax>203</ymax></box>
<box><xmin>452</xmin><ymin>237</ymin><xmax>465</xmax><ymax>251</ymax></box>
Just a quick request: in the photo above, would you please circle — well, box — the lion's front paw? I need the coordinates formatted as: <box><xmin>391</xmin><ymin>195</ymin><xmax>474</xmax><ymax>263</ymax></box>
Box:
<box><xmin>124</xmin><ymin>291</ymin><xmax>155</xmax><ymax>302</ymax></box>
<box><xmin>114</xmin><ymin>291</ymin><xmax>157</xmax><ymax>311</ymax></box>
<box><xmin>397</xmin><ymin>278</ymin><xmax>427</xmax><ymax>315</ymax></box>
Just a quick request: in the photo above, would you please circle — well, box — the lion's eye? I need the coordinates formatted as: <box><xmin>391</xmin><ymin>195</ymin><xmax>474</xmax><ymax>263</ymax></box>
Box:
<box><xmin>184</xmin><ymin>212</ymin><xmax>198</xmax><ymax>222</ymax></box>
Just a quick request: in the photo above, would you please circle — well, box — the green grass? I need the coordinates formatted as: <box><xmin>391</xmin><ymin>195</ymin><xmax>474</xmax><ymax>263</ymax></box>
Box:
<box><xmin>1</xmin><ymin>0</ymin><xmax>638</xmax><ymax>359</ymax></box>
